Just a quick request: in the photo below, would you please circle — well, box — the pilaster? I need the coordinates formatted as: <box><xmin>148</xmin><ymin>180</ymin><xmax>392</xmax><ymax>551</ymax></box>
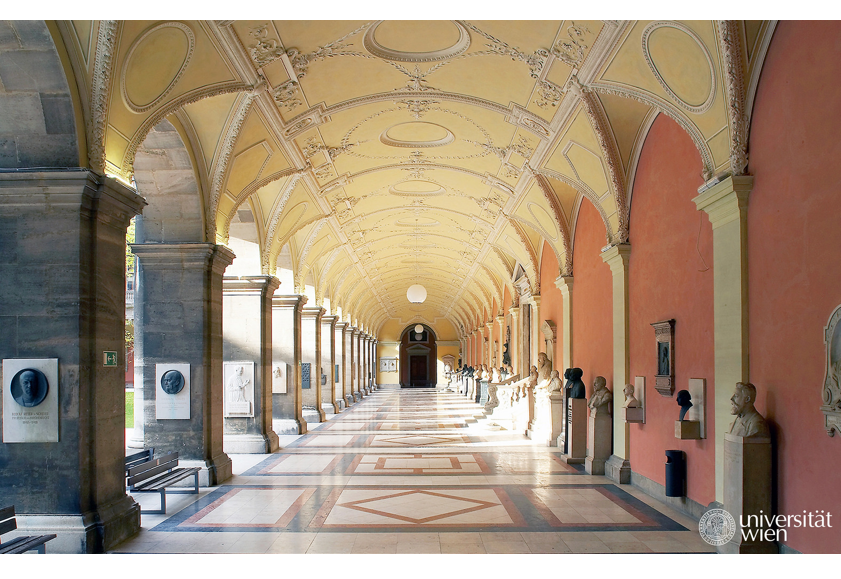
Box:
<box><xmin>601</xmin><ymin>243</ymin><xmax>632</xmax><ymax>483</ymax></box>
<box><xmin>271</xmin><ymin>295</ymin><xmax>307</xmax><ymax>434</ymax></box>
<box><xmin>132</xmin><ymin>242</ymin><xmax>236</xmax><ymax>487</ymax></box>
<box><xmin>321</xmin><ymin>315</ymin><xmax>339</xmax><ymax>414</ymax></box>
<box><xmin>0</xmin><ymin>170</ymin><xmax>145</xmax><ymax>552</ymax></box>
<box><xmin>693</xmin><ymin>175</ymin><xmax>753</xmax><ymax>502</ymax></box>
<box><xmin>222</xmin><ymin>276</ymin><xmax>280</xmax><ymax>453</ymax></box>
<box><xmin>301</xmin><ymin>306</ymin><xmax>326</xmax><ymax>423</ymax></box>
<box><xmin>509</xmin><ymin>307</ymin><xmax>520</xmax><ymax>375</ymax></box>
<box><xmin>554</xmin><ymin>276</ymin><xmax>574</xmax><ymax>372</ymax></box>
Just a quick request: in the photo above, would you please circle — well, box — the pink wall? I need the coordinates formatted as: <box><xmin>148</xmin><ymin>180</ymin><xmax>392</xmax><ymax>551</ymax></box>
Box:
<box><xmin>539</xmin><ymin>241</ymin><xmax>564</xmax><ymax>367</ymax></box>
<box><xmin>627</xmin><ymin>114</ymin><xmax>714</xmax><ymax>506</ymax></box>
<box><xmin>571</xmin><ymin>200</ymin><xmax>613</xmax><ymax>393</ymax></box>
<box><xmin>748</xmin><ymin>20</ymin><xmax>841</xmax><ymax>553</ymax></box>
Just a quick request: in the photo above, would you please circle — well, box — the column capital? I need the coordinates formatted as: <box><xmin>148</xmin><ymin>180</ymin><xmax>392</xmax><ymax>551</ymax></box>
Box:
<box><xmin>554</xmin><ymin>275</ymin><xmax>574</xmax><ymax>295</ymax></box>
<box><xmin>272</xmin><ymin>294</ymin><xmax>308</xmax><ymax>312</ymax></box>
<box><xmin>693</xmin><ymin>175</ymin><xmax>753</xmax><ymax>228</ymax></box>
<box><xmin>600</xmin><ymin>243</ymin><xmax>631</xmax><ymax>273</ymax></box>
<box><xmin>132</xmin><ymin>242</ymin><xmax>236</xmax><ymax>272</ymax></box>
<box><xmin>322</xmin><ymin>314</ymin><xmax>339</xmax><ymax>328</ymax></box>
<box><xmin>302</xmin><ymin>306</ymin><xmax>326</xmax><ymax>320</ymax></box>
<box><xmin>335</xmin><ymin>320</ymin><xmax>348</xmax><ymax>331</ymax></box>
<box><xmin>350</xmin><ymin>327</ymin><xmax>360</xmax><ymax>336</ymax></box>
<box><xmin>222</xmin><ymin>275</ymin><xmax>280</xmax><ymax>297</ymax></box>
<box><xmin>508</xmin><ymin>306</ymin><xmax>520</xmax><ymax>317</ymax></box>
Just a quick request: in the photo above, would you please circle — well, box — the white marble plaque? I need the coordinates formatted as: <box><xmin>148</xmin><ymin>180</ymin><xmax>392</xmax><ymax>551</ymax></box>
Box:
<box><xmin>2</xmin><ymin>358</ymin><xmax>59</xmax><ymax>443</ymax></box>
<box><xmin>225</xmin><ymin>361</ymin><xmax>254</xmax><ymax>417</ymax></box>
<box><xmin>272</xmin><ymin>363</ymin><xmax>288</xmax><ymax>394</ymax></box>
<box><xmin>156</xmin><ymin>363</ymin><xmax>190</xmax><ymax>420</ymax></box>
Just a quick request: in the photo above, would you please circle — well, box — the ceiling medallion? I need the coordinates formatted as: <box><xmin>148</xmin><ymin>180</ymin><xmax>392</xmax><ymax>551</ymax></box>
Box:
<box><xmin>407</xmin><ymin>284</ymin><xmax>427</xmax><ymax>303</ymax></box>
<box><xmin>363</xmin><ymin>21</ymin><xmax>471</xmax><ymax>63</ymax></box>
<box><xmin>389</xmin><ymin>182</ymin><xmax>446</xmax><ymax>197</ymax></box>
<box><xmin>380</xmin><ymin>122</ymin><xmax>455</xmax><ymax>149</ymax></box>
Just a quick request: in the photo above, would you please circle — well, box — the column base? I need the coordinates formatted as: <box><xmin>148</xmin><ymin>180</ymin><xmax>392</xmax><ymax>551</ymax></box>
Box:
<box><xmin>560</xmin><ymin>454</ymin><xmax>585</xmax><ymax>465</ymax></box>
<box><xmin>322</xmin><ymin>402</ymin><xmax>340</xmax><ymax>414</ymax></box>
<box><xmin>345</xmin><ymin>395</ymin><xmax>354</xmax><ymax>407</ymax></box>
<box><xmin>223</xmin><ymin>432</ymin><xmax>279</xmax><ymax>454</ymax></box>
<box><xmin>302</xmin><ymin>407</ymin><xmax>322</xmax><ymax>424</ymax></box>
<box><xmin>273</xmin><ymin>418</ymin><xmax>306</xmax><ymax>435</ymax></box>
<box><xmin>605</xmin><ymin>455</ymin><xmax>631</xmax><ymax>484</ymax></box>
<box><xmin>180</xmin><ymin>452</ymin><xmax>232</xmax><ymax>486</ymax></box>
<box><xmin>585</xmin><ymin>456</ymin><xmax>607</xmax><ymax>475</ymax></box>
<box><xmin>15</xmin><ymin>495</ymin><xmax>140</xmax><ymax>553</ymax></box>
<box><xmin>352</xmin><ymin>392</ymin><xmax>362</xmax><ymax>402</ymax></box>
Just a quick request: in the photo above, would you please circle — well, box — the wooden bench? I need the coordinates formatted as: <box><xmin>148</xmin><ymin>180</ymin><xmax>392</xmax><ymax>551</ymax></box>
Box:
<box><xmin>125</xmin><ymin>448</ymin><xmax>154</xmax><ymax>474</ymax></box>
<box><xmin>126</xmin><ymin>452</ymin><xmax>200</xmax><ymax>515</ymax></box>
<box><xmin>0</xmin><ymin>506</ymin><xmax>56</xmax><ymax>554</ymax></box>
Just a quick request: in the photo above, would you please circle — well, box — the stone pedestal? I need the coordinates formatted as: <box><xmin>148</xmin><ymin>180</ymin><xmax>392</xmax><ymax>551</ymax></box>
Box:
<box><xmin>675</xmin><ymin>420</ymin><xmax>702</xmax><ymax>440</ymax></box>
<box><xmin>0</xmin><ymin>170</ymin><xmax>145</xmax><ymax>552</ymax></box>
<box><xmin>720</xmin><ymin>433</ymin><xmax>776</xmax><ymax>554</ymax></box>
<box><xmin>605</xmin><ymin>455</ymin><xmax>631</xmax><ymax>484</ymax></box>
<box><xmin>222</xmin><ymin>276</ymin><xmax>280</xmax><ymax>453</ymax></box>
<box><xmin>132</xmin><ymin>242</ymin><xmax>235</xmax><ymax>487</ymax></box>
<box><xmin>272</xmin><ymin>296</ymin><xmax>306</xmax><ymax>435</ymax></box>
<box><xmin>561</xmin><ymin>398</ymin><xmax>587</xmax><ymax>463</ymax></box>
<box><xmin>548</xmin><ymin>392</ymin><xmax>564</xmax><ymax>446</ymax></box>
<box><xmin>585</xmin><ymin>408</ymin><xmax>612</xmax><ymax>475</ymax></box>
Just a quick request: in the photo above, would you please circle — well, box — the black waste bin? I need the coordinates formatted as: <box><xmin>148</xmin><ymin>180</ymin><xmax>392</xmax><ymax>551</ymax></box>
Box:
<box><xmin>665</xmin><ymin>450</ymin><xmax>685</xmax><ymax>497</ymax></box>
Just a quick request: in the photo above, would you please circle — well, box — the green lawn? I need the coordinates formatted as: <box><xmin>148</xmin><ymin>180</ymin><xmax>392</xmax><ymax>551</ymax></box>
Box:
<box><xmin>125</xmin><ymin>391</ymin><xmax>134</xmax><ymax>429</ymax></box>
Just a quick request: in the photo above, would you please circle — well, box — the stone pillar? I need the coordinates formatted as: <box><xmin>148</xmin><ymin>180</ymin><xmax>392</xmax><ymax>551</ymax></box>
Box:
<box><xmin>485</xmin><ymin>321</ymin><xmax>494</xmax><ymax>369</ymax></box>
<box><xmin>336</xmin><ymin>321</ymin><xmax>350</xmax><ymax>407</ymax></box>
<box><xmin>271</xmin><ymin>295</ymin><xmax>307</xmax><ymax>434</ymax></box>
<box><xmin>601</xmin><ymin>244</ymin><xmax>632</xmax><ymax>484</ymax></box>
<box><xmin>693</xmin><ymin>176</ymin><xmax>753</xmax><ymax>502</ymax></box>
<box><xmin>321</xmin><ymin>314</ymin><xmax>339</xmax><ymax>414</ymax></box>
<box><xmin>509</xmin><ymin>306</ymin><xmax>520</xmax><ymax>376</ymax></box>
<box><xmin>222</xmin><ymin>276</ymin><xmax>280</xmax><ymax>453</ymax></box>
<box><xmin>554</xmin><ymin>276</ymin><xmax>574</xmax><ymax>372</ymax></box>
<box><xmin>132</xmin><ymin>242</ymin><xmax>235</xmax><ymax>487</ymax></box>
<box><xmin>495</xmin><ymin>315</ymin><xmax>505</xmax><ymax>371</ymax></box>
<box><xmin>0</xmin><ymin>170</ymin><xmax>144</xmax><ymax>553</ymax></box>
<box><xmin>350</xmin><ymin>327</ymin><xmax>361</xmax><ymax>401</ymax></box>
<box><xmin>343</xmin><ymin>325</ymin><xmax>354</xmax><ymax>404</ymax></box>
<box><xmin>360</xmin><ymin>334</ymin><xmax>369</xmax><ymax>395</ymax></box>
<box><xmin>301</xmin><ymin>306</ymin><xmax>325</xmax><ymax>424</ymax></box>
<box><xmin>371</xmin><ymin>339</ymin><xmax>378</xmax><ymax>390</ymax></box>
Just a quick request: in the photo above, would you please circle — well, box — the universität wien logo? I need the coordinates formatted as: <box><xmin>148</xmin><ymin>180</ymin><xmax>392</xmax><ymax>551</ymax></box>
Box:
<box><xmin>699</xmin><ymin>508</ymin><xmax>737</xmax><ymax>546</ymax></box>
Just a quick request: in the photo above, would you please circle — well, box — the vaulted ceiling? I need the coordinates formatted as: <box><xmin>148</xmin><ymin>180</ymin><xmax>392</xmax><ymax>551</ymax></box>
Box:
<box><xmin>53</xmin><ymin>20</ymin><xmax>775</xmax><ymax>337</ymax></box>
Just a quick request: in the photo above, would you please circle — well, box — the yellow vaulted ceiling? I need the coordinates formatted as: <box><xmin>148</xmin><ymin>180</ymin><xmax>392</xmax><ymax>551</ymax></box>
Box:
<box><xmin>61</xmin><ymin>20</ymin><xmax>765</xmax><ymax>335</ymax></box>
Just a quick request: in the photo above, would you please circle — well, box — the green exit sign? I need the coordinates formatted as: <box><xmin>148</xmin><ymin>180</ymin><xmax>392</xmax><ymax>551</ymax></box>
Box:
<box><xmin>103</xmin><ymin>351</ymin><xmax>118</xmax><ymax>367</ymax></box>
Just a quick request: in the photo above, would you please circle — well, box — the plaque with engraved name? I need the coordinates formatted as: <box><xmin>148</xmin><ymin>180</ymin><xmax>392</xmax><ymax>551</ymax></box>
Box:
<box><xmin>302</xmin><ymin>362</ymin><xmax>311</xmax><ymax>390</ymax></box>
<box><xmin>2</xmin><ymin>358</ymin><xmax>59</xmax><ymax>443</ymax></box>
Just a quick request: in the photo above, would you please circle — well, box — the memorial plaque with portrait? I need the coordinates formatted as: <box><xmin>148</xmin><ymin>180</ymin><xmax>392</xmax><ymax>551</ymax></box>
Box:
<box><xmin>224</xmin><ymin>361</ymin><xmax>254</xmax><ymax>417</ymax></box>
<box><xmin>272</xmin><ymin>363</ymin><xmax>288</xmax><ymax>394</ymax></box>
<box><xmin>156</xmin><ymin>363</ymin><xmax>190</xmax><ymax>419</ymax></box>
<box><xmin>2</xmin><ymin>358</ymin><xmax>59</xmax><ymax>443</ymax></box>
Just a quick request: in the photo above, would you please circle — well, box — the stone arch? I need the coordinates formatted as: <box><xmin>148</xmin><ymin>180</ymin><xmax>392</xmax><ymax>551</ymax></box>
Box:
<box><xmin>133</xmin><ymin>118</ymin><xmax>205</xmax><ymax>243</ymax></box>
<box><xmin>0</xmin><ymin>21</ymin><xmax>80</xmax><ymax>169</ymax></box>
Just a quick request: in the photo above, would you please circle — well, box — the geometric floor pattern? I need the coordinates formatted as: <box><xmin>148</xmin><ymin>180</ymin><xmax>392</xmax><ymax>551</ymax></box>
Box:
<box><xmin>112</xmin><ymin>385</ymin><xmax>716</xmax><ymax>554</ymax></box>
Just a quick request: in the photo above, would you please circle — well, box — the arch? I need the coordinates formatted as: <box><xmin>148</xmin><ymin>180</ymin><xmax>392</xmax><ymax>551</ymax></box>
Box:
<box><xmin>0</xmin><ymin>21</ymin><xmax>80</xmax><ymax>169</ymax></box>
<box><xmin>399</xmin><ymin>323</ymin><xmax>438</xmax><ymax>388</ymax></box>
<box><xmin>133</xmin><ymin>118</ymin><xmax>205</xmax><ymax>243</ymax></box>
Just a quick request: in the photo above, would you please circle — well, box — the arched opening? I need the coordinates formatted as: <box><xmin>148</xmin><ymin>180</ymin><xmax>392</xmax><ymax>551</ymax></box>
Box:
<box><xmin>399</xmin><ymin>324</ymin><xmax>437</xmax><ymax>388</ymax></box>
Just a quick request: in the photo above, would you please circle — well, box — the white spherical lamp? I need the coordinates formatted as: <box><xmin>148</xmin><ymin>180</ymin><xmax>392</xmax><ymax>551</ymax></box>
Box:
<box><xmin>406</xmin><ymin>284</ymin><xmax>427</xmax><ymax>303</ymax></box>
<box><xmin>414</xmin><ymin>324</ymin><xmax>424</xmax><ymax>333</ymax></box>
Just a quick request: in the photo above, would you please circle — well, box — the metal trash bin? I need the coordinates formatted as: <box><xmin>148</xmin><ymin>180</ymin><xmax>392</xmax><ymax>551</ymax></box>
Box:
<box><xmin>665</xmin><ymin>450</ymin><xmax>685</xmax><ymax>497</ymax></box>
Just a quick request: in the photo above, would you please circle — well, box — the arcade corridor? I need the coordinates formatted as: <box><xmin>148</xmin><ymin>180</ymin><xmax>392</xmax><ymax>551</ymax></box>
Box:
<box><xmin>111</xmin><ymin>386</ymin><xmax>713</xmax><ymax>554</ymax></box>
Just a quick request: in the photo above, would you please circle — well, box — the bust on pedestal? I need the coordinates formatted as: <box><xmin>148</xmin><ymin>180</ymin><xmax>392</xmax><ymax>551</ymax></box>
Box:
<box><xmin>720</xmin><ymin>382</ymin><xmax>775</xmax><ymax>554</ymax></box>
<box><xmin>585</xmin><ymin>376</ymin><xmax>612</xmax><ymax>475</ymax></box>
<box><xmin>561</xmin><ymin>368</ymin><xmax>587</xmax><ymax>461</ymax></box>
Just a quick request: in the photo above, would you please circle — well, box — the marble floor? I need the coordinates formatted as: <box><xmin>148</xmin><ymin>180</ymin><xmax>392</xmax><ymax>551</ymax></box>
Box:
<box><xmin>112</xmin><ymin>385</ymin><xmax>716</xmax><ymax>555</ymax></box>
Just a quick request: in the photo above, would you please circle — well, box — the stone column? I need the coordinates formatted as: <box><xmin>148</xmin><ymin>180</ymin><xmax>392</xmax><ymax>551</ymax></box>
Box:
<box><xmin>509</xmin><ymin>306</ymin><xmax>520</xmax><ymax>376</ymax></box>
<box><xmin>485</xmin><ymin>321</ymin><xmax>495</xmax><ymax>369</ymax></box>
<box><xmin>355</xmin><ymin>329</ymin><xmax>364</xmax><ymax>398</ymax></box>
<box><xmin>343</xmin><ymin>324</ymin><xmax>355</xmax><ymax>404</ymax></box>
<box><xmin>600</xmin><ymin>244</ymin><xmax>632</xmax><ymax>484</ymax></box>
<box><xmin>530</xmin><ymin>295</ymin><xmax>542</xmax><ymax>368</ymax></box>
<box><xmin>132</xmin><ymin>242</ymin><xmax>235</xmax><ymax>487</ymax></box>
<box><xmin>301</xmin><ymin>306</ymin><xmax>325</xmax><ymax>424</ymax></box>
<box><xmin>693</xmin><ymin>175</ymin><xmax>753</xmax><ymax>503</ymax></box>
<box><xmin>321</xmin><ymin>314</ymin><xmax>339</xmax><ymax>414</ymax></box>
<box><xmin>360</xmin><ymin>334</ymin><xmax>369</xmax><ymax>395</ymax></box>
<box><xmin>495</xmin><ymin>315</ymin><xmax>505</xmax><ymax>371</ymax></box>
<box><xmin>272</xmin><ymin>295</ymin><xmax>307</xmax><ymax>434</ymax></box>
<box><xmin>350</xmin><ymin>327</ymin><xmax>361</xmax><ymax>401</ymax></box>
<box><xmin>554</xmin><ymin>276</ymin><xmax>574</xmax><ymax>372</ymax></box>
<box><xmin>0</xmin><ymin>170</ymin><xmax>144</xmax><ymax>553</ymax></box>
<box><xmin>221</xmin><ymin>276</ymin><xmax>280</xmax><ymax>453</ymax></box>
<box><xmin>336</xmin><ymin>321</ymin><xmax>350</xmax><ymax>407</ymax></box>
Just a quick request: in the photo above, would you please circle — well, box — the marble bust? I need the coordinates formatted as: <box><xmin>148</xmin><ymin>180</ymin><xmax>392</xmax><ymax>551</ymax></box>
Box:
<box><xmin>623</xmin><ymin>383</ymin><xmax>640</xmax><ymax>408</ymax></box>
<box><xmin>547</xmin><ymin>370</ymin><xmax>562</xmax><ymax>393</ymax></box>
<box><xmin>588</xmin><ymin>376</ymin><xmax>612</xmax><ymax>413</ymax></box>
<box><xmin>528</xmin><ymin>365</ymin><xmax>538</xmax><ymax>389</ymax></box>
<box><xmin>729</xmin><ymin>382</ymin><xmax>770</xmax><ymax>438</ymax></box>
<box><xmin>537</xmin><ymin>352</ymin><xmax>552</xmax><ymax>385</ymax></box>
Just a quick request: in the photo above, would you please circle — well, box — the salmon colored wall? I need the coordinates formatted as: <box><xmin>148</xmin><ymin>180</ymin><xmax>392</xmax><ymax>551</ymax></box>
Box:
<box><xmin>748</xmin><ymin>20</ymin><xmax>841</xmax><ymax>554</ymax></box>
<box><xmin>539</xmin><ymin>241</ymin><xmax>564</xmax><ymax>367</ymax></box>
<box><xmin>627</xmin><ymin>114</ymin><xmax>714</xmax><ymax>506</ymax></box>
<box><xmin>571</xmin><ymin>200</ymin><xmax>613</xmax><ymax>392</ymax></box>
